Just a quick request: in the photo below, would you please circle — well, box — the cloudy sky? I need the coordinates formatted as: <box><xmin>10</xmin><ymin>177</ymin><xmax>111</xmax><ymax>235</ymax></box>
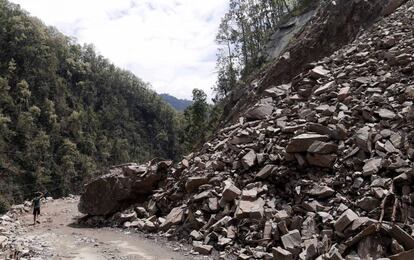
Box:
<box><xmin>10</xmin><ymin>0</ymin><xmax>229</xmax><ymax>101</ymax></box>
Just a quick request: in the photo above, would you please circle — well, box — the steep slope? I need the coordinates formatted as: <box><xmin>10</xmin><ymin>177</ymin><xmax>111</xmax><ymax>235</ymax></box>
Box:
<box><xmin>222</xmin><ymin>0</ymin><xmax>408</xmax><ymax>127</ymax></box>
<box><xmin>80</xmin><ymin>1</ymin><xmax>414</xmax><ymax>259</ymax></box>
<box><xmin>0</xmin><ymin>0</ymin><xmax>182</xmax><ymax>204</ymax></box>
<box><xmin>160</xmin><ymin>94</ymin><xmax>193</xmax><ymax>112</ymax></box>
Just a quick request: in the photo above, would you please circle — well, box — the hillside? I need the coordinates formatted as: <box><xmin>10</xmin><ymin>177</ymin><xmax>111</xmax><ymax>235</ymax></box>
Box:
<box><xmin>160</xmin><ymin>94</ymin><xmax>192</xmax><ymax>112</ymax></box>
<box><xmin>0</xmin><ymin>0</ymin><xmax>183</xmax><ymax>203</ymax></box>
<box><xmin>76</xmin><ymin>0</ymin><xmax>414</xmax><ymax>259</ymax></box>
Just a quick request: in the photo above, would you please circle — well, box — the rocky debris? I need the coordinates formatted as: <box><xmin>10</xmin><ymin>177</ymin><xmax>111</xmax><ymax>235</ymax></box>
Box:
<box><xmin>78</xmin><ymin>1</ymin><xmax>414</xmax><ymax>259</ymax></box>
<box><xmin>0</xmin><ymin>196</ymin><xmax>77</xmax><ymax>259</ymax></box>
<box><xmin>78</xmin><ymin>161</ymin><xmax>171</xmax><ymax>216</ymax></box>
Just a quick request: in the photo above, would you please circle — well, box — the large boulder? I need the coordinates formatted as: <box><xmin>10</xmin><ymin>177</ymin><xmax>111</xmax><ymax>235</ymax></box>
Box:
<box><xmin>78</xmin><ymin>161</ymin><xmax>171</xmax><ymax>216</ymax></box>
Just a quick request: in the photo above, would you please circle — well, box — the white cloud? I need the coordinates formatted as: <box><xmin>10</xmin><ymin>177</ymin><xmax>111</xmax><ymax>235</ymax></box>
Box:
<box><xmin>9</xmin><ymin>0</ymin><xmax>228</xmax><ymax>101</ymax></box>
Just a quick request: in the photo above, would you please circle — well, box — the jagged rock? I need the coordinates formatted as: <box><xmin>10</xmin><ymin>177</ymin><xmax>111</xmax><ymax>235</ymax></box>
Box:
<box><xmin>273</xmin><ymin>246</ymin><xmax>293</xmax><ymax>260</ymax></box>
<box><xmin>256</xmin><ymin>164</ymin><xmax>277</xmax><ymax>179</ymax></box>
<box><xmin>192</xmin><ymin>242</ymin><xmax>213</xmax><ymax>255</ymax></box>
<box><xmin>307</xmin><ymin>185</ymin><xmax>335</xmax><ymax>198</ymax></box>
<box><xmin>335</xmin><ymin>209</ymin><xmax>358</xmax><ymax>233</ymax></box>
<box><xmin>363</xmin><ymin>158</ymin><xmax>383</xmax><ymax>176</ymax></box>
<box><xmin>286</xmin><ymin>133</ymin><xmax>330</xmax><ymax>153</ymax></box>
<box><xmin>79</xmin><ymin>162</ymin><xmax>169</xmax><ymax>215</ymax></box>
<box><xmin>222</xmin><ymin>181</ymin><xmax>241</xmax><ymax>202</ymax></box>
<box><xmin>245</xmin><ymin>102</ymin><xmax>273</xmax><ymax>120</ymax></box>
<box><xmin>242</xmin><ymin>150</ymin><xmax>257</xmax><ymax>168</ymax></box>
<box><xmin>307</xmin><ymin>141</ymin><xmax>338</xmax><ymax>154</ymax></box>
<box><xmin>314</xmin><ymin>81</ymin><xmax>336</xmax><ymax>96</ymax></box>
<box><xmin>235</xmin><ymin>198</ymin><xmax>265</xmax><ymax>219</ymax></box>
<box><xmin>185</xmin><ymin>176</ymin><xmax>209</xmax><ymax>192</ymax></box>
<box><xmin>190</xmin><ymin>230</ymin><xmax>203</xmax><ymax>240</ymax></box>
<box><xmin>306</xmin><ymin>153</ymin><xmax>337</xmax><ymax>168</ymax></box>
<box><xmin>160</xmin><ymin>206</ymin><xmax>186</xmax><ymax>230</ymax></box>
<box><xmin>310</xmin><ymin>66</ymin><xmax>330</xmax><ymax>79</ymax></box>
<box><xmin>281</xmin><ymin>230</ymin><xmax>302</xmax><ymax>253</ymax></box>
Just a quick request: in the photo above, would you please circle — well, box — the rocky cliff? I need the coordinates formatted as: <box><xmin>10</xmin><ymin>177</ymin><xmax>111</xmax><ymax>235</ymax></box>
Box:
<box><xmin>79</xmin><ymin>0</ymin><xmax>414</xmax><ymax>259</ymax></box>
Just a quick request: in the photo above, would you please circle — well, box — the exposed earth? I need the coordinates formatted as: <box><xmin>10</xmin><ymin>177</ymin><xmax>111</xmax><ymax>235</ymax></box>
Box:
<box><xmin>15</xmin><ymin>198</ymin><xmax>198</xmax><ymax>260</ymax></box>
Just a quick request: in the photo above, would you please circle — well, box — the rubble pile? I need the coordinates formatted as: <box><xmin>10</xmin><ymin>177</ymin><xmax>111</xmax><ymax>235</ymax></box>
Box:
<box><xmin>80</xmin><ymin>1</ymin><xmax>414</xmax><ymax>259</ymax></box>
<box><xmin>0</xmin><ymin>196</ymin><xmax>65</xmax><ymax>259</ymax></box>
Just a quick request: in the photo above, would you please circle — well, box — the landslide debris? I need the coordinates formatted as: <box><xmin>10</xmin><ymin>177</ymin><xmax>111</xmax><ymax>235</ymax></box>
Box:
<box><xmin>80</xmin><ymin>1</ymin><xmax>414</xmax><ymax>259</ymax></box>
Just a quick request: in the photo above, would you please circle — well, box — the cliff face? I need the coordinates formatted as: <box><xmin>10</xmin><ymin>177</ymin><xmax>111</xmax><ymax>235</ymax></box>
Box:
<box><xmin>80</xmin><ymin>0</ymin><xmax>414</xmax><ymax>259</ymax></box>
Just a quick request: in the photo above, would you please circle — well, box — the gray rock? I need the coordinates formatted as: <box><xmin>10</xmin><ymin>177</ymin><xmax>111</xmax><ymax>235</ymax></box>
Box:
<box><xmin>286</xmin><ymin>133</ymin><xmax>330</xmax><ymax>153</ymax></box>
<box><xmin>235</xmin><ymin>198</ymin><xmax>265</xmax><ymax>220</ymax></box>
<box><xmin>334</xmin><ymin>209</ymin><xmax>358</xmax><ymax>233</ymax></box>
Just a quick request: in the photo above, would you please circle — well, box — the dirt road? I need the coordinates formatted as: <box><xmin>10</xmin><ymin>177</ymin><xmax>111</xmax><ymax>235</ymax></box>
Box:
<box><xmin>19</xmin><ymin>198</ymin><xmax>197</xmax><ymax>260</ymax></box>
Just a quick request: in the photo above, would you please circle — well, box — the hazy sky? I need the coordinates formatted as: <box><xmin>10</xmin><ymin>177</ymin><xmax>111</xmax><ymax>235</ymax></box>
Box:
<box><xmin>10</xmin><ymin>0</ymin><xmax>229</xmax><ymax>100</ymax></box>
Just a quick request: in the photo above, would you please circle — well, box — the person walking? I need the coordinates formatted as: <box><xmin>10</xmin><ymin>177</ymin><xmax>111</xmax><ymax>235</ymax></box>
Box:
<box><xmin>32</xmin><ymin>192</ymin><xmax>43</xmax><ymax>225</ymax></box>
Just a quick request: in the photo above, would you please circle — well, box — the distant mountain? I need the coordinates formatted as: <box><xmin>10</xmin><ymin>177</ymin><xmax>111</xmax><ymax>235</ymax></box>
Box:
<box><xmin>160</xmin><ymin>94</ymin><xmax>192</xmax><ymax>112</ymax></box>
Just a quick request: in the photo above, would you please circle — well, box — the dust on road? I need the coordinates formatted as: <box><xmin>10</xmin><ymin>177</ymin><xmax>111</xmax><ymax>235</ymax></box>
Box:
<box><xmin>20</xmin><ymin>198</ymin><xmax>197</xmax><ymax>260</ymax></box>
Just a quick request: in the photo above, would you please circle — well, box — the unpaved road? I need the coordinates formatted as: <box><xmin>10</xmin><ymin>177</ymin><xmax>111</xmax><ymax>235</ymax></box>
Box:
<box><xmin>19</xmin><ymin>198</ymin><xmax>197</xmax><ymax>260</ymax></box>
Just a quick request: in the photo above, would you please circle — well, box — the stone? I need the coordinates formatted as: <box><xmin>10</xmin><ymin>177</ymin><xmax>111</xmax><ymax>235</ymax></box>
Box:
<box><xmin>334</xmin><ymin>209</ymin><xmax>358</xmax><ymax>233</ymax></box>
<box><xmin>286</xmin><ymin>133</ymin><xmax>330</xmax><ymax>153</ymax></box>
<box><xmin>281</xmin><ymin>230</ymin><xmax>302</xmax><ymax>253</ymax></box>
<box><xmin>256</xmin><ymin>164</ymin><xmax>277</xmax><ymax>179</ymax></box>
<box><xmin>190</xmin><ymin>230</ymin><xmax>203</xmax><ymax>240</ymax></box>
<box><xmin>307</xmin><ymin>185</ymin><xmax>335</xmax><ymax>198</ymax></box>
<box><xmin>338</xmin><ymin>86</ymin><xmax>351</xmax><ymax>101</ymax></box>
<box><xmin>306</xmin><ymin>153</ymin><xmax>337</xmax><ymax>168</ymax></box>
<box><xmin>377</xmin><ymin>108</ymin><xmax>396</xmax><ymax>119</ymax></box>
<box><xmin>310</xmin><ymin>66</ymin><xmax>330</xmax><ymax>79</ymax></box>
<box><xmin>245</xmin><ymin>103</ymin><xmax>273</xmax><ymax>120</ymax></box>
<box><xmin>272</xmin><ymin>246</ymin><xmax>293</xmax><ymax>260</ymax></box>
<box><xmin>160</xmin><ymin>206</ymin><xmax>186</xmax><ymax>230</ymax></box>
<box><xmin>192</xmin><ymin>242</ymin><xmax>213</xmax><ymax>255</ymax></box>
<box><xmin>307</xmin><ymin>141</ymin><xmax>338</xmax><ymax>154</ymax></box>
<box><xmin>222</xmin><ymin>181</ymin><xmax>241</xmax><ymax>202</ymax></box>
<box><xmin>185</xmin><ymin>176</ymin><xmax>209</xmax><ymax>192</ymax></box>
<box><xmin>79</xmin><ymin>162</ymin><xmax>168</xmax><ymax>216</ymax></box>
<box><xmin>235</xmin><ymin>198</ymin><xmax>265</xmax><ymax>220</ymax></box>
<box><xmin>314</xmin><ymin>81</ymin><xmax>336</xmax><ymax>96</ymax></box>
<box><xmin>363</xmin><ymin>158</ymin><xmax>382</xmax><ymax>176</ymax></box>
<box><xmin>242</xmin><ymin>150</ymin><xmax>257</xmax><ymax>168</ymax></box>
<box><xmin>356</xmin><ymin>197</ymin><xmax>380</xmax><ymax>212</ymax></box>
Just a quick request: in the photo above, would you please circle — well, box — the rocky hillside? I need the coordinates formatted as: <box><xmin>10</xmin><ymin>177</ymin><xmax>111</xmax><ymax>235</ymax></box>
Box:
<box><xmin>78</xmin><ymin>0</ymin><xmax>414</xmax><ymax>259</ymax></box>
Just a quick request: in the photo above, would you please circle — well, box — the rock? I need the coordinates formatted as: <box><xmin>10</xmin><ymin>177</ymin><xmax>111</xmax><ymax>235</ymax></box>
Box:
<box><xmin>273</xmin><ymin>246</ymin><xmax>293</xmax><ymax>260</ymax></box>
<box><xmin>307</xmin><ymin>185</ymin><xmax>335</xmax><ymax>198</ymax></box>
<box><xmin>79</xmin><ymin>162</ymin><xmax>168</xmax><ymax>215</ymax></box>
<box><xmin>185</xmin><ymin>177</ymin><xmax>209</xmax><ymax>192</ymax></box>
<box><xmin>306</xmin><ymin>153</ymin><xmax>337</xmax><ymax>168</ymax></box>
<box><xmin>190</xmin><ymin>230</ymin><xmax>203</xmax><ymax>240</ymax></box>
<box><xmin>363</xmin><ymin>158</ymin><xmax>382</xmax><ymax>176</ymax></box>
<box><xmin>222</xmin><ymin>181</ymin><xmax>241</xmax><ymax>202</ymax></box>
<box><xmin>377</xmin><ymin>108</ymin><xmax>396</xmax><ymax>119</ymax></box>
<box><xmin>242</xmin><ymin>150</ymin><xmax>257</xmax><ymax>168</ymax></box>
<box><xmin>256</xmin><ymin>164</ymin><xmax>277</xmax><ymax>179</ymax></box>
<box><xmin>160</xmin><ymin>206</ymin><xmax>186</xmax><ymax>230</ymax></box>
<box><xmin>310</xmin><ymin>66</ymin><xmax>330</xmax><ymax>79</ymax></box>
<box><xmin>307</xmin><ymin>141</ymin><xmax>338</xmax><ymax>154</ymax></box>
<box><xmin>338</xmin><ymin>86</ymin><xmax>351</xmax><ymax>101</ymax></box>
<box><xmin>314</xmin><ymin>81</ymin><xmax>336</xmax><ymax>95</ymax></box>
<box><xmin>286</xmin><ymin>134</ymin><xmax>330</xmax><ymax>153</ymax></box>
<box><xmin>334</xmin><ymin>209</ymin><xmax>358</xmax><ymax>233</ymax></box>
<box><xmin>245</xmin><ymin>102</ymin><xmax>273</xmax><ymax>120</ymax></box>
<box><xmin>281</xmin><ymin>230</ymin><xmax>302</xmax><ymax>253</ymax></box>
<box><xmin>193</xmin><ymin>242</ymin><xmax>213</xmax><ymax>255</ymax></box>
<box><xmin>235</xmin><ymin>198</ymin><xmax>265</xmax><ymax>219</ymax></box>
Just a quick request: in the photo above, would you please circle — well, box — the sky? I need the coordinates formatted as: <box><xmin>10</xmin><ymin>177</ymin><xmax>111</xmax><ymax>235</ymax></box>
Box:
<box><xmin>9</xmin><ymin>0</ymin><xmax>229</xmax><ymax>101</ymax></box>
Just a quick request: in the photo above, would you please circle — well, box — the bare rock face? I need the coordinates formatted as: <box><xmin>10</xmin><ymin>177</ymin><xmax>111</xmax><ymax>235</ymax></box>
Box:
<box><xmin>78</xmin><ymin>161</ymin><xmax>171</xmax><ymax>216</ymax></box>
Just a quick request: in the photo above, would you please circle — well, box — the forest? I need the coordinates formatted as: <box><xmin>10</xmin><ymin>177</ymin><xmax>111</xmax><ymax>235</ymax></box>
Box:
<box><xmin>0</xmin><ymin>0</ymin><xmax>186</xmax><ymax>207</ymax></box>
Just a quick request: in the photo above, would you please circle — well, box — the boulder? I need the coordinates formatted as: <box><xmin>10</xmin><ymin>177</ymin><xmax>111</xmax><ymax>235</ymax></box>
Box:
<box><xmin>286</xmin><ymin>134</ymin><xmax>330</xmax><ymax>153</ymax></box>
<box><xmin>235</xmin><ymin>198</ymin><xmax>265</xmax><ymax>219</ymax></box>
<box><xmin>79</xmin><ymin>162</ymin><xmax>170</xmax><ymax>215</ymax></box>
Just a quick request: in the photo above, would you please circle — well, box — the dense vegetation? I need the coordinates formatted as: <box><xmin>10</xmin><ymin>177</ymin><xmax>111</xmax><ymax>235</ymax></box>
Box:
<box><xmin>0</xmin><ymin>0</ymin><xmax>184</xmax><ymax>204</ymax></box>
<box><xmin>214</xmin><ymin>0</ymin><xmax>317</xmax><ymax>101</ymax></box>
<box><xmin>160</xmin><ymin>94</ymin><xmax>192</xmax><ymax>112</ymax></box>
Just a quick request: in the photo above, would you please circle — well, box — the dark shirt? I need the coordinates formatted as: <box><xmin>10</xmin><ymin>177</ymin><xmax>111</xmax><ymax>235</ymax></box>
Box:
<box><xmin>33</xmin><ymin>197</ymin><xmax>41</xmax><ymax>209</ymax></box>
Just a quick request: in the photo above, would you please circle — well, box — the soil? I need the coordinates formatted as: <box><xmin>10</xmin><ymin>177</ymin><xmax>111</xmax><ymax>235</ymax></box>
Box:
<box><xmin>19</xmin><ymin>198</ymin><xmax>202</xmax><ymax>260</ymax></box>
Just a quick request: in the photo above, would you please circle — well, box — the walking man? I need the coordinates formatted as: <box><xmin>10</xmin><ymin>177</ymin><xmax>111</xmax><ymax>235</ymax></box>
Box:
<box><xmin>32</xmin><ymin>192</ymin><xmax>43</xmax><ymax>225</ymax></box>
